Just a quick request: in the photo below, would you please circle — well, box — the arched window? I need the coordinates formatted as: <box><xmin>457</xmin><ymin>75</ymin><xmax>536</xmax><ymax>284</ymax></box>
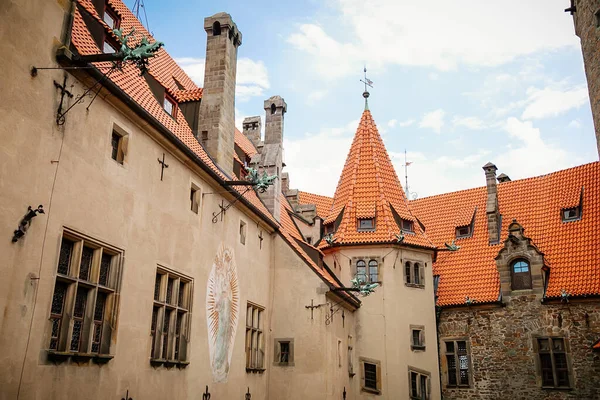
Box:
<box><xmin>413</xmin><ymin>263</ymin><xmax>421</xmax><ymax>285</ymax></box>
<box><xmin>405</xmin><ymin>261</ymin><xmax>412</xmax><ymax>284</ymax></box>
<box><xmin>368</xmin><ymin>260</ymin><xmax>378</xmax><ymax>283</ymax></box>
<box><xmin>212</xmin><ymin>21</ymin><xmax>221</xmax><ymax>36</ymax></box>
<box><xmin>356</xmin><ymin>260</ymin><xmax>366</xmax><ymax>283</ymax></box>
<box><xmin>511</xmin><ymin>259</ymin><xmax>532</xmax><ymax>290</ymax></box>
<box><xmin>271</xmin><ymin>103</ymin><xmax>277</xmax><ymax>115</ymax></box>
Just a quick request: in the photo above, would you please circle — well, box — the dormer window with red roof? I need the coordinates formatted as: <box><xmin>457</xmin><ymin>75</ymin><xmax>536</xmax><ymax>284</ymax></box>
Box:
<box><xmin>163</xmin><ymin>94</ymin><xmax>177</xmax><ymax>118</ymax></box>
<box><xmin>456</xmin><ymin>225</ymin><xmax>472</xmax><ymax>239</ymax></box>
<box><xmin>401</xmin><ymin>219</ymin><xmax>414</xmax><ymax>233</ymax></box>
<box><xmin>358</xmin><ymin>218</ymin><xmax>375</xmax><ymax>231</ymax></box>
<box><xmin>562</xmin><ymin>206</ymin><xmax>581</xmax><ymax>222</ymax></box>
<box><xmin>103</xmin><ymin>6</ymin><xmax>120</xmax><ymax>29</ymax></box>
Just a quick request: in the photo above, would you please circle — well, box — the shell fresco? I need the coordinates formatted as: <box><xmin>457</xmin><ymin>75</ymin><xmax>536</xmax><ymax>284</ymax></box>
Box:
<box><xmin>206</xmin><ymin>244</ymin><xmax>240</xmax><ymax>383</ymax></box>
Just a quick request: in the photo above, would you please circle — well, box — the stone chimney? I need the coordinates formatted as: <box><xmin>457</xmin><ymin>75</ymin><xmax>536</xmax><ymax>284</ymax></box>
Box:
<box><xmin>256</xmin><ymin>96</ymin><xmax>287</xmax><ymax>221</ymax></box>
<box><xmin>281</xmin><ymin>172</ymin><xmax>290</xmax><ymax>194</ymax></box>
<box><xmin>483</xmin><ymin>162</ymin><xmax>501</xmax><ymax>244</ymax></box>
<box><xmin>242</xmin><ymin>116</ymin><xmax>262</xmax><ymax>147</ymax></box>
<box><xmin>198</xmin><ymin>13</ymin><xmax>242</xmax><ymax>174</ymax></box>
<box><xmin>497</xmin><ymin>173</ymin><xmax>511</xmax><ymax>183</ymax></box>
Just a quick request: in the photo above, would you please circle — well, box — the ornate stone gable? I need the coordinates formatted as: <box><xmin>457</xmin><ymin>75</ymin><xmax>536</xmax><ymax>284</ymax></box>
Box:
<box><xmin>495</xmin><ymin>220</ymin><xmax>546</xmax><ymax>300</ymax></box>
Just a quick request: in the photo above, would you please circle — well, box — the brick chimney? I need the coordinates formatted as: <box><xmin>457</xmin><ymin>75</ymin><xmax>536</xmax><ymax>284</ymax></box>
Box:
<box><xmin>198</xmin><ymin>13</ymin><xmax>242</xmax><ymax>174</ymax></box>
<box><xmin>483</xmin><ymin>162</ymin><xmax>501</xmax><ymax>244</ymax></box>
<box><xmin>242</xmin><ymin>116</ymin><xmax>261</xmax><ymax>147</ymax></box>
<box><xmin>256</xmin><ymin>96</ymin><xmax>287</xmax><ymax>221</ymax></box>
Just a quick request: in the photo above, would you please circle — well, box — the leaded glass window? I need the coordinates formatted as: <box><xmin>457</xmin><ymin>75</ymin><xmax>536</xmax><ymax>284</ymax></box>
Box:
<box><xmin>445</xmin><ymin>339</ymin><xmax>470</xmax><ymax>387</ymax></box>
<box><xmin>368</xmin><ymin>260</ymin><xmax>378</xmax><ymax>282</ymax></box>
<box><xmin>537</xmin><ymin>337</ymin><xmax>571</xmax><ymax>388</ymax></box>
<box><xmin>246</xmin><ymin>303</ymin><xmax>265</xmax><ymax>370</ymax></box>
<box><xmin>47</xmin><ymin>231</ymin><xmax>122</xmax><ymax>359</ymax></box>
<box><xmin>356</xmin><ymin>260</ymin><xmax>367</xmax><ymax>283</ymax></box>
<box><xmin>150</xmin><ymin>269</ymin><xmax>192</xmax><ymax>363</ymax></box>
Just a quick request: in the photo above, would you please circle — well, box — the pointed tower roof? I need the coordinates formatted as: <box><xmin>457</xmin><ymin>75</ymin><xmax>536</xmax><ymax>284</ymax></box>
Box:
<box><xmin>322</xmin><ymin>110</ymin><xmax>433</xmax><ymax>249</ymax></box>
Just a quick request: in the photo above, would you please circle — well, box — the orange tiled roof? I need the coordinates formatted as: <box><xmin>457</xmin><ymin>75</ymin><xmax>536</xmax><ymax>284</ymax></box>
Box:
<box><xmin>71</xmin><ymin>0</ymin><xmax>276</xmax><ymax>226</ymax></box>
<box><xmin>235</xmin><ymin>128</ymin><xmax>258</xmax><ymax>158</ymax></box>
<box><xmin>298</xmin><ymin>191</ymin><xmax>333</xmax><ymax>219</ymax></box>
<box><xmin>410</xmin><ymin>162</ymin><xmax>600</xmax><ymax>306</ymax></box>
<box><xmin>175</xmin><ymin>88</ymin><xmax>203</xmax><ymax>103</ymax></box>
<box><xmin>322</xmin><ymin>110</ymin><xmax>433</xmax><ymax>249</ymax></box>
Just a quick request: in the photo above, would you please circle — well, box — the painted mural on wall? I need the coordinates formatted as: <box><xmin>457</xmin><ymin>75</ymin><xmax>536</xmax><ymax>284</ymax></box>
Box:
<box><xmin>206</xmin><ymin>244</ymin><xmax>240</xmax><ymax>383</ymax></box>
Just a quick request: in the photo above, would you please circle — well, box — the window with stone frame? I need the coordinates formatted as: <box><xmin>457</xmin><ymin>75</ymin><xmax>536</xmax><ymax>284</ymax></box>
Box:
<box><xmin>511</xmin><ymin>259</ymin><xmax>532</xmax><ymax>290</ymax></box>
<box><xmin>409</xmin><ymin>367</ymin><xmax>430</xmax><ymax>400</ymax></box>
<box><xmin>273</xmin><ymin>338</ymin><xmax>294</xmax><ymax>367</ymax></box>
<box><xmin>405</xmin><ymin>261</ymin><xmax>425</xmax><ymax>287</ymax></box>
<box><xmin>150</xmin><ymin>268</ymin><xmax>193</xmax><ymax>366</ymax></box>
<box><xmin>444</xmin><ymin>339</ymin><xmax>471</xmax><ymax>387</ymax></box>
<box><xmin>410</xmin><ymin>325</ymin><xmax>425</xmax><ymax>351</ymax></box>
<box><xmin>190</xmin><ymin>183</ymin><xmax>200</xmax><ymax>214</ymax></box>
<box><xmin>47</xmin><ymin>231</ymin><xmax>122</xmax><ymax>362</ymax></box>
<box><xmin>535</xmin><ymin>337</ymin><xmax>571</xmax><ymax>389</ymax></box>
<box><xmin>110</xmin><ymin>128</ymin><xmax>128</xmax><ymax>164</ymax></box>
<box><xmin>356</xmin><ymin>258</ymin><xmax>379</xmax><ymax>284</ymax></box>
<box><xmin>360</xmin><ymin>358</ymin><xmax>381</xmax><ymax>394</ymax></box>
<box><xmin>246</xmin><ymin>303</ymin><xmax>265</xmax><ymax>371</ymax></box>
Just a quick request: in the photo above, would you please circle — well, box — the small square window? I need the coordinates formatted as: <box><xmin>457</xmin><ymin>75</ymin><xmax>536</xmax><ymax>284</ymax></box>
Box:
<box><xmin>103</xmin><ymin>40</ymin><xmax>117</xmax><ymax>54</ymax></box>
<box><xmin>411</xmin><ymin>326</ymin><xmax>425</xmax><ymax>350</ymax></box>
<box><xmin>456</xmin><ymin>225</ymin><xmax>471</xmax><ymax>238</ymax></box>
<box><xmin>190</xmin><ymin>184</ymin><xmax>200</xmax><ymax>214</ymax></box>
<box><xmin>273</xmin><ymin>338</ymin><xmax>294</xmax><ymax>366</ymax></box>
<box><xmin>110</xmin><ymin>129</ymin><xmax>127</xmax><ymax>164</ymax></box>
<box><xmin>562</xmin><ymin>207</ymin><xmax>581</xmax><ymax>222</ymax></box>
<box><xmin>239</xmin><ymin>220</ymin><xmax>247</xmax><ymax>245</ymax></box>
<box><xmin>358</xmin><ymin>218</ymin><xmax>375</xmax><ymax>231</ymax></box>
<box><xmin>401</xmin><ymin>219</ymin><xmax>414</xmax><ymax>232</ymax></box>
<box><xmin>164</xmin><ymin>95</ymin><xmax>177</xmax><ymax>117</ymax></box>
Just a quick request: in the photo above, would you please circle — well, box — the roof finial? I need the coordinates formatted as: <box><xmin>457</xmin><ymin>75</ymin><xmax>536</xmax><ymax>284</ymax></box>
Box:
<box><xmin>360</xmin><ymin>66</ymin><xmax>373</xmax><ymax>111</ymax></box>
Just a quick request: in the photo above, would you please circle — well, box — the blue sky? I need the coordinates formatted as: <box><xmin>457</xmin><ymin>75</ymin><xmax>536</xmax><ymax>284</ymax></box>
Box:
<box><xmin>129</xmin><ymin>0</ymin><xmax>598</xmax><ymax>198</ymax></box>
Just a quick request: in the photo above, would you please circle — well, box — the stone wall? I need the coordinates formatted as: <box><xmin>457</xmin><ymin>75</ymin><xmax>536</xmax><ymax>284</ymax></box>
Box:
<box><xmin>438</xmin><ymin>296</ymin><xmax>600</xmax><ymax>399</ymax></box>
<box><xmin>573</xmin><ymin>0</ymin><xmax>600</xmax><ymax>157</ymax></box>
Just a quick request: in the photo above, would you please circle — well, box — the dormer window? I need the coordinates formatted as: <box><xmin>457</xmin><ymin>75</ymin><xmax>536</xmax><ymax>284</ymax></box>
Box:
<box><xmin>103</xmin><ymin>39</ymin><xmax>117</xmax><ymax>54</ymax></box>
<box><xmin>401</xmin><ymin>219</ymin><xmax>414</xmax><ymax>233</ymax></box>
<box><xmin>358</xmin><ymin>218</ymin><xmax>375</xmax><ymax>231</ymax></box>
<box><xmin>103</xmin><ymin>7</ymin><xmax>120</xmax><ymax>29</ymax></box>
<box><xmin>456</xmin><ymin>225</ymin><xmax>472</xmax><ymax>238</ymax></box>
<box><xmin>562</xmin><ymin>207</ymin><xmax>581</xmax><ymax>222</ymax></box>
<box><xmin>163</xmin><ymin>94</ymin><xmax>177</xmax><ymax>117</ymax></box>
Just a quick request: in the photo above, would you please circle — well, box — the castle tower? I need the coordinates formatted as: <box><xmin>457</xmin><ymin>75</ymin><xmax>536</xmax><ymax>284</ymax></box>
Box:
<box><xmin>570</xmin><ymin>0</ymin><xmax>600</xmax><ymax>156</ymax></box>
<box><xmin>198</xmin><ymin>13</ymin><xmax>242</xmax><ymax>174</ymax></box>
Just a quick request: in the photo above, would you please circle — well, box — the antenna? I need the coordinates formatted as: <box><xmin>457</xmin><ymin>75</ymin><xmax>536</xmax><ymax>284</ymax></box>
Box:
<box><xmin>404</xmin><ymin>149</ymin><xmax>414</xmax><ymax>199</ymax></box>
<box><xmin>133</xmin><ymin>0</ymin><xmax>151</xmax><ymax>32</ymax></box>
<box><xmin>360</xmin><ymin>66</ymin><xmax>373</xmax><ymax>110</ymax></box>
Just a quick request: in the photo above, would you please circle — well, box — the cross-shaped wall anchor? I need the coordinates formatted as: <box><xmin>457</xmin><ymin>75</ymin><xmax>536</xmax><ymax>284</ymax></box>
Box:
<box><xmin>157</xmin><ymin>153</ymin><xmax>169</xmax><ymax>181</ymax></box>
<box><xmin>212</xmin><ymin>200</ymin><xmax>228</xmax><ymax>223</ymax></box>
<box><xmin>258</xmin><ymin>230</ymin><xmax>264</xmax><ymax>249</ymax></box>
<box><xmin>304</xmin><ymin>299</ymin><xmax>322</xmax><ymax>320</ymax></box>
<box><xmin>53</xmin><ymin>76</ymin><xmax>73</xmax><ymax>125</ymax></box>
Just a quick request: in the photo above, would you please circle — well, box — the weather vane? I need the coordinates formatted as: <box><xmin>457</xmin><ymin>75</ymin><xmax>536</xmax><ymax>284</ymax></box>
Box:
<box><xmin>360</xmin><ymin>66</ymin><xmax>373</xmax><ymax>109</ymax></box>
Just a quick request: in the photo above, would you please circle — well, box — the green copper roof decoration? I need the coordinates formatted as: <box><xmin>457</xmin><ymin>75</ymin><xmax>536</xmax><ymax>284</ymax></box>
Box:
<box><xmin>324</xmin><ymin>233</ymin><xmax>337</xmax><ymax>245</ymax></box>
<box><xmin>112</xmin><ymin>28</ymin><xmax>163</xmax><ymax>74</ymax></box>
<box><xmin>444</xmin><ymin>240</ymin><xmax>460</xmax><ymax>251</ymax></box>
<box><xmin>349</xmin><ymin>276</ymin><xmax>379</xmax><ymax>297</ymax></box>
<box><xmin>395</xmin><ymin>232</ymin><xmax>405</xmax><ymax>243</ymax></box>
<box><xmin>244</xmin><ymin>167</ymin><xmax>278</xmax><ymax>193</ymax></box>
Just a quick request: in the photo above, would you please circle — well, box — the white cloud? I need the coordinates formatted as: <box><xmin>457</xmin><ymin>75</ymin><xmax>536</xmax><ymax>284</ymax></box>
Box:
<box><xmin>283</xmin><ymin>120</ymin><xmax>359</xmax><ymax>195</ymax></box>
<box><xmin>399</xmin><ymin>119</ymin><xmax>416</xmax><ymax>127</ymax></box>
<box><xmin>287</xmin><ymin>0</ymin><xmax>578</xmax><ymax>79</ymax></box>
<box><xmin>387</xmin><ymin>119</ymin><xmax>398</xmax><ymax>128</ymax></box>
<box><xmin>521</xmin><ymin>86</ymin><xmax>589</xmax><ymax>120</ymax></box>
<box><xmin>568</xmin><ymin>119</ymin><xmax>582</xmax><ymax>128</ymax></box>
<box><xmin>176</xmin><ymin>57</ymin><xmax>270</xmax><ymax>102</ymax></box>
<box><xmin>419</xmin><ymin>109</ymin><xmax>445</xmax><ymax>133</ymax></box>
<box><xmin>452</xmin><ymin>116</ymin><xmax>485</xmax><ymax>130</ymax></box>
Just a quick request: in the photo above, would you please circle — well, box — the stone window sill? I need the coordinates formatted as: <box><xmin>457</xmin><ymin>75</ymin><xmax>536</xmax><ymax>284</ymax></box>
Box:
<box><xmin>47</xmin><ymin>350</ymin><xmax>114</xmax><ymax>364</ymax></box>
<box><xmin>246</xmin><ymin>367</ymin><xmax>266</xmax><ymax>373</ymax></box>
<box><xmin>445</xmin><ymin>384</ymin><xmax>471</xmax><ymax>389</ymax></box>
<box><xmin>273</xmin><ymin>362</ymin><xmax>295</xmax><ymax>367</ymax></box>
<box><xmin>411</xmin><ymin>345</ymin><xmax>426</xmax><ymax>351</ymax></box>
<box><xmin>541</xmin><ymin>386</ymin><xmax>572</xmax><ymax>391</ymax></box>
<box><xmin>361</xmin><ymin>387</ymin><xmax>381</xmax><ymax>395</ymax></box>
<box><xmin>405</xmin><ymin>283</ymin><xmax>425</xmax><ymax>289</ymax></box>
<box><xmin>150</xmin><ymin>358</ymin><xmax>189</xmax><ymax>369</ymax></box>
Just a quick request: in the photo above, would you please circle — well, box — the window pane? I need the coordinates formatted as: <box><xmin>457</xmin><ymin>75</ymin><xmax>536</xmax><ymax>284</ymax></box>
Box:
<box><xmin>412</xmin><ymin>330</ymin><xmax>421</xmax><ymax>346</ymax></box>
<box><xmin>420</xmin><ymin>375</ymin><xmax>427</xmax><ymax>399</ymax></box>
<box><xmin>103</xmin><ymin>40</ymin><xmax>116</xmax><ymax>53</ymax></box>
<box><xmin>457</xmin><ymin>341</ymin><xmax>467</xmax><ymax>354</ymax></box>
<box><xmin>410</xmin><ymin>372</ymin><xmax>418</xmax><ymax>397</ymax></box>
<box><xmin>164</xmin><ymin>97</ymin><xmax>174</xmax><ymax>116</ymax></box>
<box><xmin>447</xmin><ymin>354</ymin><xmax>457</xmax><ymax>385</ymax></box>
<box><xmin>364</xmin><ymin>363</ymin><xmax>377</xmax><ymax>389</ymax></box>
<box><xmin>369</xmin><ymin>260</ymin><xmax>378</xmax><ymax>282</ymax></box>
<box><xmin>413</xmin><ymin>264</ymin><xmax>420</xmax><ymax>285</ymax></box>
<box><xmin>58</xmin><ymin>238</ymin><xmax>74</xmax><ymax>275</ymax></box>
<box><xmin>162</xmin><ymin>310</ymin><xmax>171</xmax><ymax>359</ymax></box>
<box><xmin>552</xmin><ymin>338</ymin><xmax>565</xmax><ymax>352</ymax></box>
<box><xmin>280</xmin><ymin>342</ymin><xmax>290</xmax><ymax>363</ymax></box>
<box><xmin>405</xmin><ymin>262</ymin><xmax>411</xmax><ymax>284</ymax></box>
<box><xmin>445</xmin><ymin>341</ymin><xmax>454</xmax><ymax>353</ymax></box>
<box><xmin>459</xmin><ymin>368</ymin><xmax>469</xmax><ymax>385</ymax></box>
<box><xmin>539</xmin><ymin>353</ymin><xmax>554</xmax><ymax>386</ymax></box>
<box><xmin>99</xmin><ymin>253</ymin><xmax>111</xmax><ymax>286</ymax></box>
<box><xmin>357</xmin><ymin>260</ymin><xmax>367</xmax><ymax>283</ymax></box>
<box><xmin>154</xmin><ymin>273</ymin><xmax>162</xmax><ymax>301</ymax></box>
<box><xmin>538</xmin><ymin>338</ymin><xmax>550</xmax><ymax>352</ymax></box>
<box><xmin>103</xmin><ymin>11</ymin><xmax>115</xmax><ymax>28</ymax></box>
<box><xmin>79</xmin><ymin>246</ymin><xmax>94</xmax><ymax>280</ymax></box>
<box><xmin>513</xmin><ymin>260</ymin><xmax>529</xmax><ymax>273</ymax></box>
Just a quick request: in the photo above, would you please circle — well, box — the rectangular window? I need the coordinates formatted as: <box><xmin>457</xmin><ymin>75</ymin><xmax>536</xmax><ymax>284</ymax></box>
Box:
<box><xmin>561</xmin><ymin>207</ymin><xmax>581</xmax><ymax>222</ymax></box>
<box><xmin>358</xmin><ymin>218</ymin><xmax>375</xmax><ymax>231</ymax></box>
<box><xmin>360</xmin><ymin>358</ymin><xmax>381</xmax><ymax>393</ymax></box>
<box><xmin>240</xmin><ymin>220</ymin><xmax>247</xmax><ymax>245</ymax></box>
<box><xmin>456</xmin><ymin>225</ymin><xmax>471</xmax><ymax>238</ymax></box>
<box><xmin>536</xmin><ymin>337</ymin><xmax>571</xmax><ymax>388</ymax></box>
<box><xmin>150</xmin><ymin>268</ymin><xmax>192</xmax><ymax>365</ymax></box>
<box><xmin>190</xmin><ymin>184</ymin><xmax>200</xmax><ymax>214</ymax></box>
<box><xmin>409</xmin><ymin>368</ymin><xmax>430</xmax><ymax>400</ymax></box>
<box><xmin>110</xmin><ymin>129</ymin><xmax>127</xmax><ymax>164</ymax></box>
<box><xmin>401</xmin><ymin>219</ymin><xmax>414</xmax><ymax>232</ymax></box>
<box><xmin>47</xmin><ymin>231</ymin><xmax>122</xmax><ymax>360</ymax></box>
<box><xmin>444</xmin><ymin>339</ymin><xmax>470</xmax><ymax>387</ymax></box>
<box><xmin>164</xmin><ymin>95</ymin><xmax>177</xmax><ymax>117</ymax></box>
<box><xmin>273</xmin><ymin>337</ymin><xmax>294</xmax><ymax>367</ymax></box>
<box><xmin>405</xmin><ymin>261</ymin><xmax>425</xmax><ymax>287</ymax></box>
<box><xmin>411</xmin><ymin>325</ymin><xmax>425</xmax><ymax>350</ymax></box>
<box><xmin>246</xmin><ymin>303</ymin><xmax>265</xmax><ymax>370</ymax></box>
